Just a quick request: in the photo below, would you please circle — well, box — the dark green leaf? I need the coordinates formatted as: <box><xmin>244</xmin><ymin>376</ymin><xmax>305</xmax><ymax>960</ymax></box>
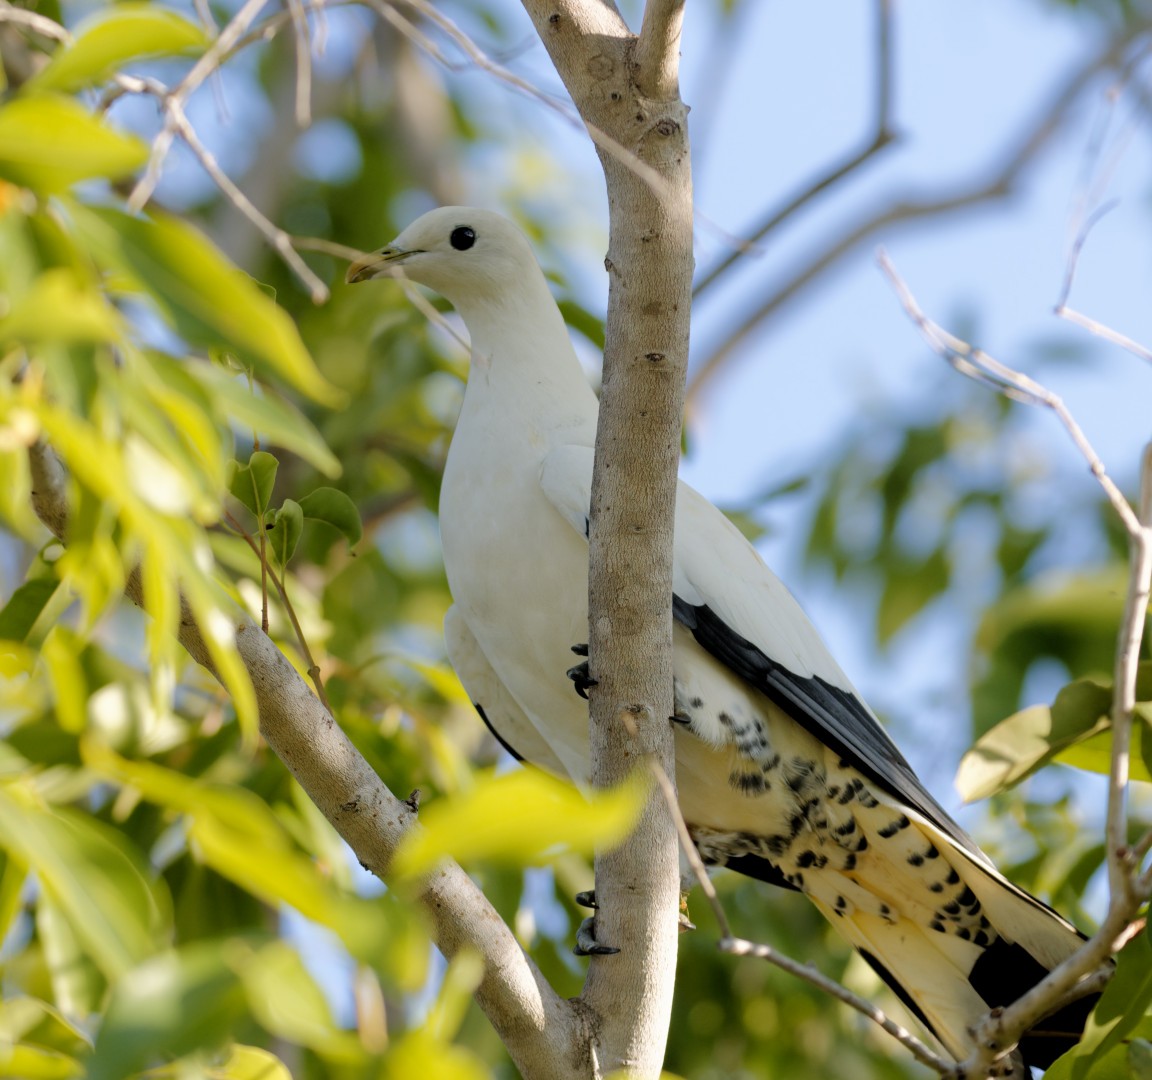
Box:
<box><xmin>228</xmin><ymin>451</ymin><xmax>279</xmax><ymax>517</ymax></box>
<box><xmin>298</xmin><ymin>487</ymin><xmax>363</xmax><ymax>547</ymax></box>
<box><xmin>264</xmin><ymin>500</ymin><xmax>303</xmax><ymax>567</ymax></box>
<box><xmin>0</xmin><ymin>578</ymin><xmax>60</xmax><ymax>641</ymax></box>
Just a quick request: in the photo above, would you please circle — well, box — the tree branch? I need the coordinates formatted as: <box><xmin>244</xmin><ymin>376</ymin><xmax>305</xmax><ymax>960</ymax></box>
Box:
<box><xmin>26</xmin><ymin>440</ymin><xmax>590</xmax><ymax>1080</ymax></box>
<box><xmin>879</xmin><ymin>252</ymin><xmax>1152</xmax><ymax>1077</ymax></box>
<box><xmin>519</xmin><ymin>2</ymin><xmax>692</xmax><ymax>1074</ymax></box>
<box><xmin>692</xmin><ymin>0</ymin><xmax>897</xmax><ymax>302</ymax></box>
<box><xmin>687</xmin><ymin>27</ymin><xmax>1145</xmax><ymax>404</ymax></box>
<box><xmin>635</xmin><ymin>0</ymin><xmax>685</xmax><ymax>101</ymax></box>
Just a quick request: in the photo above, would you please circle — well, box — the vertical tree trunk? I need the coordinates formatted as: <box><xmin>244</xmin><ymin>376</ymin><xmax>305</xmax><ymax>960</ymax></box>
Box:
<box><xmin>521</xmin><ymin>2</ymin><xmax>693</xmax><ymax>1073</ymax></box>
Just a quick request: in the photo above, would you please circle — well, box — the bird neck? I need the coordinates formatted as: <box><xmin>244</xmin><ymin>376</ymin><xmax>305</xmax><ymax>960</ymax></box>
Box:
<box><xmin>455</xmin><ymin>278</ymin><xmax>599</xmax><ymax>417</ymax></box>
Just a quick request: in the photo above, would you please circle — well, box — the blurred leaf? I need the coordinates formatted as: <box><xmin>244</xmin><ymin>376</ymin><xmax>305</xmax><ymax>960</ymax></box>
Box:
<box><xmin>227</xmin><ymin>450</ymin><xmax>278</xmax><ymax>516</ymax></box>
<box><xmin>1131</xmin><ymin>1039</ymin><xmax>1152</xmax><ymax>1080</ymax></box>
<box><xmin>0</xmin><ymin>787</ymin><xmax>166</xmax><ymax>979</ymax></box>
<box><xmin>0</xmin><ymin>96</ymin><xmax>146</xmax><ymax>193</ymax></box>
<box><xmin>68</xmin><ymin>204</ymin><xmax>341</xmax><ymax>405</ymax></box>
<box><xmin>191</xmin><ymin>365</ymin><xmax>340</xmax><ymax>477</ymax></box>
<box><xmin>209</xmin><ymin>1044</ymin><xmax>294</xmax><ymax>1080</ymax></box>
<box><xmin>298</xmin><ymin>486</ymin><xmax>363</xmax><ymax>547</ymax></box>
<box><xmin>239</xmin><ymin>942</ymin><xmax>362</xmax><ymax>1061</ymax></box>
<box><xmin>0</xmin><ymin>577</ymin><xmax>60</xmax><ymax>642</ymax></box>
<box><xmin>0</xmin><ymin>1043</ymin><xmax>83</xmax><ymax>1078</ymax></box>
<box><xmin>392</xmin><ymin>769</ymin><xmax>647</xmax><ymax>880</ymax></box>
<box><xmin>87</xmin><ymin>942</ymin><xmax>247</xmax><ymax>1080</ymax></box>
<box><xmin>957</xmin><ymin>674</ymin><xmax>1115</xmax><ymax>801</ymax></box>
<box><xmin>0</xmin><ymin>268</ymin><xmax>124</xmax><ymax>345</ymax></box>
<box><xmin>28</xmin><ymin>4</ymin><xmax>207</xmax><ymax>92</ymax></box>
<box><xmin>382</xmin><ymin>1030</ymin><xmax>489</xmax><ymax>1080</ymax></box>
<box><xmin>37</xmin><ymin>893</ymin><xmax>102</xmax><ymax>1019</ymax></box>
<box><xmin>877</xmin><ymin>548</ymin><xmax>949</xmax><ymax>644</ymax></box>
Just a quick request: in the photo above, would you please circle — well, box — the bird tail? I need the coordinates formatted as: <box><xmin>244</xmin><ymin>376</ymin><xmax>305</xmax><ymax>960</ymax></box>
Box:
<box><xmin>812</xmin><ymin>813</ymin><xmax>1099</xmax><ymax>1072</ymax></box>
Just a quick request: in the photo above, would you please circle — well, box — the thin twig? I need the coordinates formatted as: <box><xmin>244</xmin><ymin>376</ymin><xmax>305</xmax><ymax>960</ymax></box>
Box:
<box><xmin>297</xmin><ymin>235</ymin><xmax>471</xmax><ymax>351</ymax></box>
<box><xmin>877</xmin><ymin>248</ymin><xmax>1141</xmax><ymax>535</ymax></box>
<box><xmin>879</xmin><ymin>252</ymin><xmax>1152</xmax><ymax>1076</ymax></box>
<box><xmin>112</xmin><ymin>75</ymin><xmax>329</xmax><ymax>302</ymax></box>
<box><xmin>374</xmin><ymin>0</ymin><xmax>676</xmax><ymax>207</ymax></box>
<box><xmin>128</xmin><ymin>0</ymin><xmax>272</xmax><ymax>213</ymax></box>
<box><xmin>224</xmin><ymin>508</ymin><xmax>332</xmax><ymax>712</ymax></box>
<box><xmin>693</xmin><ymin>0</ymin><xmax>897</xmax><ymax>300</ymax></box>
<box><xmin>721</xmin><ymin>937</ymin><xmax>952</xmax><ymax>1073</ymax></box>
<box><xmin>0</xmin><ymin>0</ymin><xmax>71</xmax><ymax>42</ymax></box>
<box><xmin>687</xmin><ymin>29</ymin><xmax>1141</xmax><ymax>403</ymax></box>
<box><xmin>285</xmin><ymin>0</ymin><xmax>313</xmax><ymax>127</ymax></box>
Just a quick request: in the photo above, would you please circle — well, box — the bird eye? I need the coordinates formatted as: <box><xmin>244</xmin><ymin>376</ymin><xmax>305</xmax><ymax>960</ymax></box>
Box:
<box><xmin>450</xmin><ymin>226</ymin><xmax>476</xmax><ymax>251</ymax></box>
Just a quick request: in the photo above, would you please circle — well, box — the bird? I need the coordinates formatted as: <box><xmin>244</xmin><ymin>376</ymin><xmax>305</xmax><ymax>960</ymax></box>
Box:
<box><xmin>346</xmin><ymin>206</ymin><xmax>1098</xmax><ymax>1072</ymax></box>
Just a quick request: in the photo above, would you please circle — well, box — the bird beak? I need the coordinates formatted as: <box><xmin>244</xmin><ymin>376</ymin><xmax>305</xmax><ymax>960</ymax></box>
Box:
<box><xmin>345</xmin><ymin>246</ymin><xmax>419</xmax><ymax>284</ymax></box>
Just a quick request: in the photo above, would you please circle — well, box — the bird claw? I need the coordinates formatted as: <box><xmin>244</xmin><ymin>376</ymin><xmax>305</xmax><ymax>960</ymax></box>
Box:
<box><xmin>575</xmin><ymin>890</ymin><xmax>598</xmax><ymax>909</ymax></box>
<box><xmin>566</xmin><ymin>659</ymin><xmax>598</xmax><ymax>699</ymax></box>
<box><xmin>570</xmin><ymin>643</ymin><xmax>589</xmax><ymax>657</ymax></box>
<box><xmin>573</xmin><ymin>915</ymin><xmax>619</xmax><ymax>956</ymax></box>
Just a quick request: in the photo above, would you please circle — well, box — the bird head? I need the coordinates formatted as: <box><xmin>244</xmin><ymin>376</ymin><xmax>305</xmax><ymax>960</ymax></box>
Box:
<box><xmin>345</xmin><ymin>207</ymin><xmax>542</xmax><ymax>311</ymax></box>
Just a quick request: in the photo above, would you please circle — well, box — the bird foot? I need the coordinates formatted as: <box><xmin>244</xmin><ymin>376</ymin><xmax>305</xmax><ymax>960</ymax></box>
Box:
<box><xmin>573</xmin><ymin>915</ymin><xmax>619</xmax><ymax>956</ymax></box>
<box><xmin>566</xmin><ymin>653</ymin><xmax>598</xmax><ymax>700</ymax></box>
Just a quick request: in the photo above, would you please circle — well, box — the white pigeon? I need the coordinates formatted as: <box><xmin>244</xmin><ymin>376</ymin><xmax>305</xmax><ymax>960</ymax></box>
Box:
<box><xmin>347</xmin><ymin>206</ymin><xmax>1096</xmax><ymax>1070</ymax></box>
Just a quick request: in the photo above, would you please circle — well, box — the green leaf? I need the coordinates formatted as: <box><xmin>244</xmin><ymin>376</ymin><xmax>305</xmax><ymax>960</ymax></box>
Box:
<box><xmin>211</xmin><ymin>1044</ymin><xmax>294</xmax><ymax>1080</ymax></box>
<box><xmin>0</xmin><ymin>789</ymin><xmax>166</xmax><ymax>980</ymax></box>
<box><xmin>0</xmin><ymin>96</ymin><xmax>147</xmax><ymax>193</ymax></box>
<box><xmin>189</xmin><ymin>365</ymin><xmax>340</xmax><ymax>477</ymax></box>
<box><xmin>68</xmin><ymin>204</ymin><xmax>341</xmax><ymax>405</ymax></box>
<box><xmin>1054</xmin><ymin>724</ymin><xmax>1152</xmax><ymax>783</ymax></box>
<box><xmin>956</xmin><ymin>675</ymin><xmax>1114</xmax><ymax>801</ymax></box>
<box><xmin>28</xmin><ymin>4</ymin><xmax>208</xmax><ymax>93</ymax></box>
<box><xmin>298</xmin><ymin>487</ymin><xmax>363</xmax><ymax>547</ymax></box>
<box><xmin>1044</xmin><ymin>930</ymin><xmax>1152</xmax><ymax>1080</ymax></box>
<box><xmin>0</xmin><ymin>1043</ymin><xmax>83</xmax><ymax>1079</ymax></box>
<box><xmin>87</xmin><ymin>943</ymin><xmax>247</xmax><ymax>1080</ymax></box>
<box><xmin>239</xmin><ymin>942</ymin><xmax>362</xmax><ymax>1061</ymax></box>
<box><xmin>382</xmin><ymin>1030</ymin><xmax>489</xmax><ymax>1080</ymax></box>
<box><xmin>264</xmin><ymin>499</ymin><xmax>302</xmax><ymax>567</ymax></box>
<box><xmin>392</xmin><ymin>769</ymin><xmax>647</xmax><ymax>881</ymax></box>
<box><xmin>227</xmin><ymin>450</ymin><xmax>278</xmax><ymax>516</ymax></box>
<box><xmin>0</xmin><ymin>268</ymin><xmax>124</xmax><ymax>345</ymax></box>
<box><xmin>0</xmin><ymin>577</ymin><xmax>60</xmax><ymax>641</ymax></box>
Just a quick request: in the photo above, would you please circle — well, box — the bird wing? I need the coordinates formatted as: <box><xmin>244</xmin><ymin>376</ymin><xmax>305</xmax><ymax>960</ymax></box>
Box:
<box><xmin>539</xmin><ymin>443</ymin><xmax>982</xmax><ymax>859</ymax></box>
<box><xmin>444</xmin><ymin>604</ymin><xmax>569</xmax><ymax>775</ymax></box>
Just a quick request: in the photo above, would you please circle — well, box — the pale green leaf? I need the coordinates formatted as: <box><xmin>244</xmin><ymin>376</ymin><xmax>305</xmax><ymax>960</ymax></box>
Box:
<box><xmin>0</xmin><ymin>268</ymin><xmax>124</xmax><ymax>344</ymax></box>
<box><xmin>29</xmin><ymin>4</ymin><xmax>207</xmax><ymax>92</ymax></box>
<box><xmin>382</xmin><ymin>1031</ymin><xmax>489</xmax><ymax>1080</ymax></box>
<box><xmin>0</xmin><ymin>787</ymin><xmax>165</xmax><ymax>979</ymax></box>
<box><xmin>0</xmin><ymin>96</ymin><xmax>146</xmax><ymax>193</ymax></box>
<box><xmin>239</xmin><ymin>942</ymin><xmax>362</xmax><ymax>1061</ymax></box>
<box><xmin>210</xmin><ymin>1044</ymin><xmax>294</xmax><ymax>1080</ymax></box>
<box><xmin>87</xmin><ymin>943</ymin><xmax>247</xmax><ymax>1080</ymax></box>
<box><xmin>957</xmin><ymin>676</ymin><xmax>1114</xmax><ymax>802</ymax></box>
<box><xmin>392</xmin><ymin>769</ymin><xmax>647</xmax><ymax>880</ymax></box>
<box><xmin>190</xmin><ymin>365</ymin><xmax>340</xmax><ymax>477</ymax></box>
<box><xmin>0</xmin><ymin>1043</ymin><xmax>83</xmax><ymax>1079</ymax></box>
<box><xmin>68</xmin><ymin>203</ymin><xmax>341</xmax><ymax>405</ymax></box>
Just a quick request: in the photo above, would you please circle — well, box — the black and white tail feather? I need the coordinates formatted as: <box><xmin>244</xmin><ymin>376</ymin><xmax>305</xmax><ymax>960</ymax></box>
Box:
<box><xmin>349</xmin><ymin>207</ymin><xmax>1100</xmax><ymax>1074</ymax></box>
